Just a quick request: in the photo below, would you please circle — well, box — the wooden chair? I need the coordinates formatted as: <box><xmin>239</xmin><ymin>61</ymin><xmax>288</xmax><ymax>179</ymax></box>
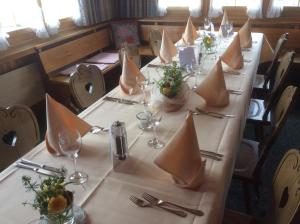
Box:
<box><xmin>253</xmin><ymin>33</ymin><xmax>288</xmax><ymax>96</ymax></box>
<box><xmin>0</xmin><ymin>105</ymin><xmax>40</xmax><ymax>171</ymax></box>
<box><xmin>69</xmin><ymin>64</ymin><xmax>106</xmax><ymax>110</ymax></box>
<box><xmin>149</xmin><ymin>28</ymin><xmax>162</xmax><ymax>57</ymax></box>
<box><xmin>247</xmin><ymin>51</ymin><xmax>295</xmax><ymax>141</ymax></box>
<box><xmin>234</xmin><ymin>86</ymin><xmax>299</xmax><ymax>213</ymax></box>
<box><xmin>119</xmin><ymin>44</ymin><xmax>141</xmax><ymax>69</ymax></box>
<box><xmin>223</xmin><ymin>148</ymin><xmax>300</xmax><ymax>224</ymax></box>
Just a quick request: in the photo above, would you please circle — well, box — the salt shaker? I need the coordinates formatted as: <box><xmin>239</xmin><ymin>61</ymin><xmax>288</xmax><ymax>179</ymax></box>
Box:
<box><xmin>109</xmin><ymin>121</ymin><xmax>128</xmax><ymax>167</ymax></box>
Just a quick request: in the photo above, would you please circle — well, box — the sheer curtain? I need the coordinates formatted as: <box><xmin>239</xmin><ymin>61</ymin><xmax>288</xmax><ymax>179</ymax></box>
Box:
<box><xmin>209</xmin><ymin>0</ymin><xmax>263</xmax><ymax>18</ymax></box>
<box><xmin>266</xmin><ymin>0</ymin><xmax>284</xmax><ymax>18</ymax></box>
<box><xmin>158</xmin><ymin>0</ymin><xmax>202</xmax><ymax>17</ymax></box>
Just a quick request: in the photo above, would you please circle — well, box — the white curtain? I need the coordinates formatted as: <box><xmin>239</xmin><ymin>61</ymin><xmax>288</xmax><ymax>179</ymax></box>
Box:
<box><xmin>266</xmin><ymin>0</ymin><xmax>284</xmax><ymax>18</ymax></box>
<box><xmin>209</xmin><ymin>0</ymin><xmax>263</xmax><ymax>18</ymax></box>
<box><xmin>158</xmin><ymin>0</ymin><xmax>201</xmax><ymax>17</ymax></box>
<box><xmin>247</xmin><ymin>0</ymin><xmax>263</xmax><ymax>18</ymax></box>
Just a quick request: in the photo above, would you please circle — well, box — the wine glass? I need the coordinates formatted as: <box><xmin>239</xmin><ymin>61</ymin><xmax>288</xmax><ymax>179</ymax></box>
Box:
<box><xmin>58</xmin><ymin>129</ymin><xmax>88</xmax><ymax>184</ymax></box>
<box><xmin>226</xmin><ymin>22</ymin><xmax>233</xmax><ymax>39</ymax></box>
<box><xmin>147</xmin><ymin>102</ymin><xmax>164</xmax><ymax>149</ymax></box>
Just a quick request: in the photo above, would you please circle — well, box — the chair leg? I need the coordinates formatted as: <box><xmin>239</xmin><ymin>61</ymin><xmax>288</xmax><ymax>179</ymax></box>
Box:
<box><xmin>242</xmin><ymin>181</ymin><xmax>252</xmax><ymax>214</ymax></box>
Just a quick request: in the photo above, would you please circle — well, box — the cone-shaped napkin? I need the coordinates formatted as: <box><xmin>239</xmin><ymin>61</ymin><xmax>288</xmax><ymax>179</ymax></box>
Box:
<box><xmin>182</xmin><ymin>17</ymin><xmax>198</xmax><ymax>45</ymax></box>
<box><xmin>195</xmin><ymin>59</ymin><xmax>229</xmax><ymax>107</ymax></box>
<box><xmin>219</xmin><ymin>10</ymin><xmax>229</xmax><ymax>34</ymax></box>
<box><xmin>154</xmin><ymin>113</ymin><xmax>205</xmax><ymax>189</ymax></box>
<box><xmin>119</xmin><ymin>52</ymin><xmax>145</xmax><ymax>94</ymax></box>
<box><xmin>221</xmin><ymin>33</ymin><xmax>244</xmax><ymax>69</ymax></box>
<box><xmin>45</xmin><ymin>94</ymin><xmax>91</xmax><ymax>155</ymax></box>
<box><xmin>239</xmin><ymin>19</ymin><xmax>252</xmax><ymax>48</ymax></box>
<box><xmin>159</xmin><ymin>29</ymin><xmax>177</xmax><ymax>64</ymax></box>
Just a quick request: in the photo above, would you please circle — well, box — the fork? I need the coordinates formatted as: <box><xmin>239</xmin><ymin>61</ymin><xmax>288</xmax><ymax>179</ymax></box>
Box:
<box><xmin>142</xmin><ymin>193</ymin><xmax>204</xmax><ymax>216</ymax></box>
<box><xmin>129</xmin><ymin>195</ymin><xmax>187</xmax><ymax>217</ymax></box>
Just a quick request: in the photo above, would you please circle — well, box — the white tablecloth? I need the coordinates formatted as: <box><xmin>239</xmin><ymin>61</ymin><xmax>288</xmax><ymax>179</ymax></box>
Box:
<box><xmin>0</xmin><ymin>33</ymin><xmax>263</xmax><ymax>224</ymax></box>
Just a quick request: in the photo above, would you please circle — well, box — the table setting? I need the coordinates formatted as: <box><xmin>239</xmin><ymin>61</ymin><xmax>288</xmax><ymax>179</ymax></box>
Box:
<box><xmin>0</xmin><ymin>15</ymin><xmax>267</xmax><ymax>224</ymax></box>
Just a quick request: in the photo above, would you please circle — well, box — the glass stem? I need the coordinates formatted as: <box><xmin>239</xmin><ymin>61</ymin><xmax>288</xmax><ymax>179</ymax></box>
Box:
<box><xmin>153</xmin><ymin>124</ymin><xmax>159</xmax><ymax>142</ymax></box>
<box><xmin>73</xmin><ymin>154</ymin><xmax>78</xmax><ymax>174</ymax></box>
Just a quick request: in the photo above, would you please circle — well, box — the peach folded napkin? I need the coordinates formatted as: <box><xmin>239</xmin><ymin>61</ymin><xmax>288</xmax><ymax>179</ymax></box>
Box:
<box><xmin>45</xmin><ymin>94</ymin><xmax>91</xmax><ymax>155</ymax></box>
<box><xmin>159</xmin><ymin>29</ymin><xmax>177</xmax><ymax>64</ymax></box>
<box><xmin>119</xmin><ymin>52</ymin><xmax>145</xmax><ymax>94</ymax></box>
<box><xmin>195</xmin><ymin>59</ymin><xmax>229</xmax><ymax>107</ymax></box>
<box><xmin>221</xmin><ymin>33</ymin><xmax>244</xmax><ymax>69</ymax></box>
<box><xmin>154</xmin><ymin>113</ymin><xmax>205</xmax><ymax>189</ymax></box>
<box><xmin>219</xmin><ymin>10</ymin><xmax>229</xmax><ymax>34</ymax></box>
<box><xmin>182</xmin><ymin>17</ymin><xmax>198</xmax><ymax>45</ymax></box>
<box><xmin>239</xmin><ymin>19</ymin><xmax>252</xmax><ymax>48</ymax></box>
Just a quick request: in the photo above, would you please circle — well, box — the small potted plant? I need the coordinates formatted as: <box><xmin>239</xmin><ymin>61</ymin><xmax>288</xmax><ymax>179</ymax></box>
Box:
<box><xmin>22</xmin><ymin>175</ymin><xmax>74</xmax><ymax>224</ymax></box>
<box><xmin>155</xmin><ymin>62</ymin><xmax>189</xmax><ymax>112</ymax></box>
<box><xmin>202</xmin><ymin>33</ymin><xmax>216</xmax><ymax>52</ymax></box>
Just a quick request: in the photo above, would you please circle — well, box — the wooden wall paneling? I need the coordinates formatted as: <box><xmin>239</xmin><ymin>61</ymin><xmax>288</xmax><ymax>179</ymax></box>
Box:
<box><xmin>0</xmin><ymin>63</ymin><xmax>45</xmax><ymax>107</ymax></box>
<box><xmin>38</xmin><ymin>28</ymin><xmax>111</xmax><ymax>74</ymax></box>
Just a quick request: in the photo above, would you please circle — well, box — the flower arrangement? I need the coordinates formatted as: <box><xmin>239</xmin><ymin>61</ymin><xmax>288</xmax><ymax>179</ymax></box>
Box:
<box><xmin>22</xmin><ymin>175</ymin><xmax>74</xmax><ymax>224</ymax></box>
<box><xmin>202</xmin><ymin>33</ymin><xmax>216</xmax><ymax>50</ymax></box>
<box><xmin>157</xmin><ymin>62</ymin><xmax>183</xmax><ymax>98</ymax></box>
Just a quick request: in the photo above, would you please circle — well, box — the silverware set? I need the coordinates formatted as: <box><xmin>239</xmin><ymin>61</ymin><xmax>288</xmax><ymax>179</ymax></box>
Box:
<box><xmin>228</xmin><ymin>89</ymin><xmax>243</xmax><ymax>95</ymax></box>
<box><xmin>90</xmin><ymin>125</ymin><xmax>109</xmax><ymax>134</ymax></box>
<box><xmin>15</xmin><ymin>159</ymin><xmax>65</xmax><ymax>177</ymax></box>
<box><xmin>200</xmin><ymin>149</ymin><xmax>223</xmax><ymax>161</ymax></box>
<box><xmin>103</xmin><ymin>96</ymin><xmax>140</xmax><ymax>105</ymax></box>
<box><xmin>129</xmin><ymin>192</ymin><xmax>204</xmax><ymax>217</ymax></box>
<box><xmin>193</xmin><ymin>107</ymin><xmax>235</xmax><ymax>119</ymax></box>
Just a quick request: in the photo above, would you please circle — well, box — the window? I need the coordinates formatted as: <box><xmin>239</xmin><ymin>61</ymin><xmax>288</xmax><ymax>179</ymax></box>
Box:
<box><xmin>0</xmin><ymin>0</ymin><xmax>80</xmax><ymax>34</ymax></box>
<box><xmin>273</xmin><ymin>0</ymin><xmax>300</xmax><ymax>7</ymax></box>
<box><xmin>158</xmin><ymin>0</ymin><xmax>202</xmax><ymax>16</ymax></box>
<box><xmin>267</xmin><ymin>0</ymin><xmax>300</xmax><ymax>18</ymax></box>
<box><xmin>209</xmin><ymin>0</ymin><xmax>263</xmax><ymax>18</ymax></box>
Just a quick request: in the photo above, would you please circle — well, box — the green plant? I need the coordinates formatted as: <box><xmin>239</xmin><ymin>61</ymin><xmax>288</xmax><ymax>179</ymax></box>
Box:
<box><xmin>157</xmin><ymin>62</ymin><xmax>183</xmax><ymax>98</ymax></box>
<box><xmin>202</xmin><ymin>33</ymin><xmax>215</xmax><ymax>49</ymax></box>
<box><xmin>22</xmin><ymin>174</ymin><xmax>73</xmax><ymax>224</ymax></box>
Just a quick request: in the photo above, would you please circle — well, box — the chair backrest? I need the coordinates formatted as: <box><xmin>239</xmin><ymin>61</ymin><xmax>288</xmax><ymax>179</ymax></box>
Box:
<box><xmin>69</xmin><ymin>64</ymin><xmax>106</xmax><ymax>109</ymax></box>
<box><xmin>271</xmin><ymin>149</ymin><xmax>300</xmax><ymax>224</ymax></box>
<box><xmin>265</xmin><ymin>33</ymin><xmax>288</xmax><ymax>80</ymax></box>
<box><xmin>0</xmin><ymin>105</ymin><xmax>40</xmax><ymax>170</ymax></box>
<box><xmin>265</xmin><ymin>51</ymin><xmax>295</xmax><ymax>111</ymax></box>
<box><xmin>255</xmin><ymin>86</ymin><xmax>299</xmax><ymax>178</ymax></box>
<box><xmin>149</xmin><ymin>28</ymin><xmax>162</xmax><ymax>57</ymax></box>
<box><xmin>119</xmin><ymin>44</ymin><xmax>141</xmax><ymax>69</ymax></box>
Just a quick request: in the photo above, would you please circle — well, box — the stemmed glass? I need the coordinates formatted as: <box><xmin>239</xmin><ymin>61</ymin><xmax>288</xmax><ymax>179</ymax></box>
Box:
<box><xmin>147</xmin><ymin>103</ymin><xmax>164</xmax><ymax>149</ymax></box>
<box><xmin>58</xmin><ymin>129</ymin><xmax>88</xmax><ymax>184</ymax></box>
<box><xmin>203</xmin><ymin>18</ymin><xmax>212</xmax><ymax>33</ymax></box>
<box><xmin>225</xmin><ymin>22</ymin><xmax>233</xmax><ymax>40</ymax></box>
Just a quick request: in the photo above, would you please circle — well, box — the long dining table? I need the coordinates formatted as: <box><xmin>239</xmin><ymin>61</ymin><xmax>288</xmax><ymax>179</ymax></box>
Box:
<box><xmin>0</xmin><ymin>33</ymin><xmax>263</xmax><ymax>224</ymax></box>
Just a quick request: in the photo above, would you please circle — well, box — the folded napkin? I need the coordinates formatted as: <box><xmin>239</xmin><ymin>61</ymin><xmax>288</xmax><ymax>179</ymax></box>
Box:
<box><xmin>239</xmin><ymin>19</ymin><xmax>252</xmax><ymax>48</ymax></box>
<box><xmin>221</xmin><ymin>33</ymin><xmax>244</xmax><ymax>70</ymax></box>
<box><xmin>219</xmin><ymin>10</ymin><xmax>229</xmax><ymax>34</ymax></box>
<box><xmin>195</xmin><ymin>59</ymin><xmax>229</xmax><ymax>107</ymax></box>
<box><xmin>119</xmin><ymin>52</ymin><xmax>145</xmax><ymax>94</ymax></box>
<box><xmin>159</xmin><ymin>29</ymin><xmax>177</xmax><ymax>64</ymax></box>
<box><xmin>45</xmin><ymin>94</ymin><xmax>91</xmax><ymax>155</ymax></box>
<box><xmin>182</xmin><ymin>17</ymin><xmax>198</xmax><ymax>45</ymax></box>
<box><xmin>154</xmin><ymin>113</ymin><xmax>205</xmax><ymax>189</ymax></box>
<box><xmin>260</xmin><ymin>36</ymin><xmax>274</xmax><ymax>63</ymax></box>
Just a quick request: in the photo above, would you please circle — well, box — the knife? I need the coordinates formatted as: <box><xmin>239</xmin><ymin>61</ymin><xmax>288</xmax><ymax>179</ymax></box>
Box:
<box><xmin>103</xmin><ymin>96</ymin><xmax>140</xmax><ymax>105</ymax></box>
<box><xmin>15</xmin><ymin>163</ymin><xmax>59</xmax><ymax>177</ymax></box>
<box><xmin>20</xmin><ymin>159</ymin><xmax>64</xmax><ymax>175</ymax></box>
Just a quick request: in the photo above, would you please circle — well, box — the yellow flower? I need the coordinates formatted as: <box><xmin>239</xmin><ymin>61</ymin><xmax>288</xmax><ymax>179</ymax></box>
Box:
<box><xmin>48</xmin><ymin>195</ymin><xmax>68</xmax><ymax>214</ymax></box>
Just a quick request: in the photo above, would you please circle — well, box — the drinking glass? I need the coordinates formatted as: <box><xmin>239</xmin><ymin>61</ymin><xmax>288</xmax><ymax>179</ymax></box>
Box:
<box><xmin>58</xmin><ymin>129</ymin><xmax>88</xmax><ymax>184</ymax></box>
<box><xmin>203</xmin><ymin>18</ymin><xmax>212</xmax><ymax>32</ymax></box>
<box><xmin>147</xmin><ymin>103</ymin><xmax>164</xmax><ymax>149</ymax></box>
<box><xmin>226</xmin><ymin>22</ymin><xmax>233</xmax><ymax>39</ymax></box>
